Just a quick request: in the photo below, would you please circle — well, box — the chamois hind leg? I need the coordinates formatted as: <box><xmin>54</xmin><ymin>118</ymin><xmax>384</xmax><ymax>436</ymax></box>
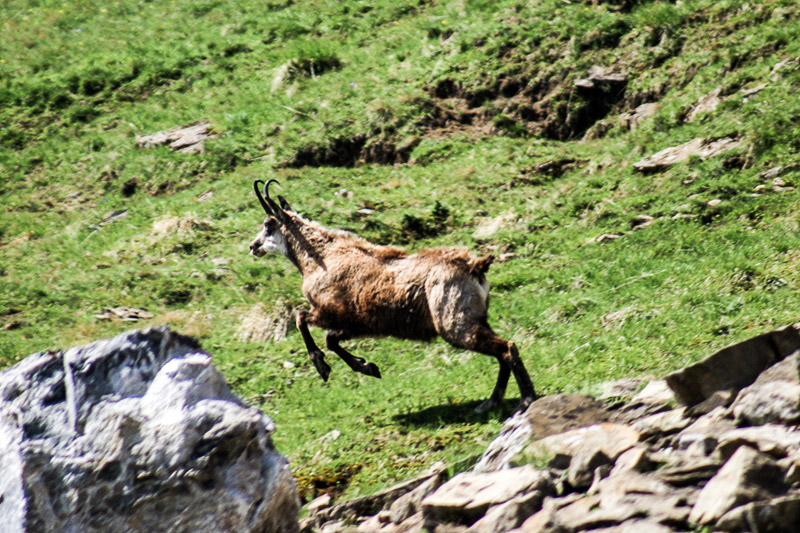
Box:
<box><xmin>326</xmin><ymin>331</ymin><xmax>382</xmax><ymax>379</ymax></box>
<box><xmin>447</xmin><ymin>323</ymin><xmax>536</xmax><ymax>413</ymax></box>
<box><xmin>296</xmin><ymin>310</ymin><xmax>331</xmax><ymax>381</ymax></box>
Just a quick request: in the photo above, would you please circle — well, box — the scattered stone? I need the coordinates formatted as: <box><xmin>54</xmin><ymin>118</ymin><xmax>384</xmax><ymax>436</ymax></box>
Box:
<box><xmin>598</xmin><ymin>378</ymin><xmax>646</xmax><ymax>401</ymax></box>
<box><xmin>309</xmin><ymin>325</ymin><xmax>800</xmax><ymax>533</ymax></box>
<box><xmin>574</xmin><ymin>66</ymin><xmax>627</xmax><ymax>89</ymax></box>
<box><xmin>473</xmin><ymin>212</ymin><xmax>517</xmax><ymax>239</ymax></box>
<box><xmin>689</xmin><ymin>446</ymin><xmax>785</xmax><ymax>525</ymax></box>
<box><xmin>632</xmin><ymin>380</ymin><xmax>675</xmax><ymax>406</ymax></box>
<box><xmin>633</xmin><ymin>136</ymin><xmax>743</xmax><ymax>173</ymax></box>
<box><xmin>466</xmin><ymin>491</ymin><xmax>545</xmax><ymax>533</ymax></box>
<box><xmin>308</xmin><ymin>494</ymin><xmax>333</xmax><ymax>514</ymax></box>
<box><xmin>526</xmin><ymin>423</ymin><xmax>639</xmax><ymax>478</ymax></box>
<box><xmin>665</xmin><ymin>325</ymin><xmax>800</xmax><ymax>406</ymax></box>
<box><xmin>390</xmin><ymin>464</ymin><xmax>448</xmax><ymax>524</ymax></box>
<box><xmin>609</xmin><ymin>446</ymin><xmax>655</xmax><ymax>477</ymax></box>
<box><xmin>314</xmin><ymin>462</ymin><xmax>448</xmax><ymax>529</ymax></box>
<box><xmin>0</xmin><ymin>327</ymin><xmax>300</xmax><ymax>533</ymax></box>
<box><xmin>655</xmin><ymin>456</ymin><xmax>722</xmax><ymax>487</ymax></box>
<box><xmin>717</xmin><ymin>424</ymin><xmax>800</xmax><ymax>461</ymax></box>
<box><xmin>236</xmin><ymin>300</ymin><xmax>295</xmax><ymax>344</ymax></box>
<box><xmin>684</xmin><ymin>388</ymin><xmax>737</xmax><ymax>417</ymax></box>
<box><xmin>475</xmin><ymin>394</ymin><xmax>609</xmax><ymax>472</ymax></box>
<box><xmin>619</xmin><ymin>103</ymin><xmax>658</xmax><ymax>131</ymax></box>
<box><xmin>630</xmin><ymin>214</ymin><xmax>655</xmax><ymax>230</ymax></box>
<box><xmin>422</xmin><ymin>466</ymin><xmax>555</xmax><ymax>525</ymax></box>
<box><xmin>633</xmin><ymin>408</ymin><xmax>690</xmax><ymax>441</ymax></box>
<box><xmin>583</xmin><ymin>233</ymin><xmax>623</xmax><ymax>245</ymax></box>
<box><xmin>151</xmin><ymin>215</ymin><xmax>214</xmax><ymax>237</ymax></box>
<box><xmin>730</xmin><ymin>379</ymin><xmax>800</xmax><ymax>426</ymax></box>
<box><xmin>686</xmin><ymin>88</ymin><xmax>722</xmax><ymax>122</ymax></box>
<box><xmin>92</xmin><ymin>306</ymin><xmax>154</xmax><ymax>321</ymax></box>
<box><xmin>590</xmin><ymin>520</ymin><xmax>675</xmax><ymax>533</ymax></box>
<box><xmin>716</xmin><ymin>493</ymin><xmax>800</xmax><ymax>532</ymax></box>
<box><xmin>136</xmin><ymin>122</ymin><xmax>217</xmax><ymax>154</ymax></box>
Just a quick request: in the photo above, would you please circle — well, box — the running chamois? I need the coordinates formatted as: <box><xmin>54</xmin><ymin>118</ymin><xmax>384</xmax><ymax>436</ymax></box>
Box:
<box><xmin>248</xmin><ymin>180</ymin><xmax>536</xmax><ymax>412</ymax></box>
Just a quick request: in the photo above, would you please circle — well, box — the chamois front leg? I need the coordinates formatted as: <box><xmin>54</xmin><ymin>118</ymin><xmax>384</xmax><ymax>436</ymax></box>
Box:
<box><xmin>326</xmin><ymin>331</ymin><xmax>381</xmax><ymax>379</ymax></box>
<box><xmin>296</xmin><ymin>310</ymin><xmax>331</xmax><ymax>381</ymax></box>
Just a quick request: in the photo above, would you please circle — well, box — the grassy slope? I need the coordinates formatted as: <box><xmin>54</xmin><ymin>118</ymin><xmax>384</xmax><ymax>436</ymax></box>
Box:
<box><xmin>2</xmin><ymin>0</ymin><xmax>800</xmax><ymax>501</ymax></box>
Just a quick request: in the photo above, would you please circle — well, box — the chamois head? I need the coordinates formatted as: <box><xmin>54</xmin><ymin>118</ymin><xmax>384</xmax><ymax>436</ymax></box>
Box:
<box><xmin>249</xmin><ymin>179</ymin><xmax>293</xmax><ymax>258</ymax></box>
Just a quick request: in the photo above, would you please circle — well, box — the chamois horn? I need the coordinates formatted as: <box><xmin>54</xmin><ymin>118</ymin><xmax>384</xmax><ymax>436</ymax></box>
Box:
<box><xmin>254</xmin><ymin>179</ymin><xmax>285</xmax><ymax>219</ymax></box>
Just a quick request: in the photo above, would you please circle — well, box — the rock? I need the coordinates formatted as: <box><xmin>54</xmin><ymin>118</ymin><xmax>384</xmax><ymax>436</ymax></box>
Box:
<box><xmin>598</xmin><ymin>378</ymin><xmax>646</xmax><ymax>401</ymax></box>
<box><xmin>654</xmin><ymin>456</ymin><xmax>722</xmax><ymax>487</ymax></box>
<box><xmin>136</xmin><ymin>122</ymin><xmax>217</xmax><ymax>154</ymax></box>
<box><xmin>574</xmin><ymin>66</ymin><xmax>627</xmax><ymax>89</ymax></box>
<box><xmin>475</xmin><ymin>394</ymin><xmax>609</xmax><ymax>472</ymax></box>
<box><xmin>716</xmin><ymin>493</ymin><xmax>800</xmax><ymax>532</ymax></box>
<box><xmin>316</xmin><ymin>462</ymin><xmax>447</xmax><ymax>528</ymax></box>
<box><xmin>665</xmin><ymin>325</ymin><xmax>800</xmax><ymax>406</ymax></box>
<box><xmin>631</xmin><ymin>380</ymin><xmax>675</xmax><ymax>405</ymax></box>
<box><xmin>730</xmin><ymin>379</ymin><xmax>800</xmax><ymax>426</ymax></box>
<box><xmin>619</xmin><ymin>103</ymin><xmax>658</xmax><ymax>130</ymax></box>
<box><xmin>0</xmin><ymin>327</ymin><xmax>299</xmax><ymax>533</ymax></box>
<box><xmin>151</xmin><ymin>215</ymin><xmax>214</xmax><ymax>237</ymax></box>
<box><xmin>684</xmin><ymin>388</ymin><xmax>737</xmax><ymax>417</ymax></box>
<box><xmin>92</xmin><ymin>306</ymin><xmax>154</xmax><ymax>321</ymax></box>
<box><xmin>583</xmin><ymin>233</ymin><xmax>623</xmax><ymax>245</ymax></box>
<box><xmin>465</xmin><ymin>491</ymin><xmax>544</xmax><ymax>533</ymax></box>
<box><xmin>677</xmin><ymin>406</ymin><xmax>736</xmax><ymax>446</ymax></box>
<box><xmin>717</xmin><ymin>425</ymin><xmax>800</xmax><ymax>460</ymax></box>
<box><xmin>525</xmin><ymin>423</ymin><xmax>639</xmax><ymax>489</ymax></box>
<box><xmin>689</xmin><ymin>446</ymin><xmax>785</xmax><ymax>525</ymax></box>
<box><xmin>686</xmin><ymin>88</ymin><xmax>723</xmax><ymax>122</ymax></box>
<box><xmin>516</xmin><ymin>495</ymin><xmax>579</xmax><ymax>533</ymax></box>
<box><xmin>387</xmin><ymin>462</ymin><xmax>448</xmax><ymax>524</ymax></box>
<box><xmin>633</xmin><ymin>408</ymin><xmax>690</xmax><ymax>441</ymax></box>
<box><xmin>586</xmin><ymin>472</ymin><xmax>692</xmax><ymax>526</ymax></box>
<box><xmin>473</xmin><ymin>212</ymin><xmax>516</xmax><ymax>239</ymax></box>
<box><xmin>308</xmin><ymin>493</ymin><xmax>333</xmax><ymax>514</ymax></box>
<box><xmin>609</xmin><ymin>446</ymin><xmax>655</xmax><ymax>477</ymax></box>
<box><xmin>633</xmin><ymin>136</ymin><xmax>743</xmax><ymax>173</ymax></box>
<box><xmin>591</xmin><ymin>520</ymin><xmax>674</xmax><ymax>533</ymax></box>
<box><xmin>421</xmin><ymin>466</ymin><xmax>555</xmax><ymax>525</ymax></box>
<box><xmin>630</xmin><ymin>214</ymin><xmax>655</xmax><ymax>230</ymax></box>
<box><xmin>529</xmin><ymin>423</ymin><xmax>639</xmax><ymax>463</ymax></box>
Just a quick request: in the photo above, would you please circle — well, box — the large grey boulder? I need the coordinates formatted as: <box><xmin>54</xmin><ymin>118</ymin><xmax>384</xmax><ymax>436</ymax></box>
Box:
<box><xmin>0</xmin><ymin>327</ymin><xmax>299</xmax><ymax>533</ymax></box>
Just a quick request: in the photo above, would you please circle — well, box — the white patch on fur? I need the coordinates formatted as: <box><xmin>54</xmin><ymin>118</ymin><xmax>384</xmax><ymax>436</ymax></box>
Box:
<box><xmin>260</xmin><ymin>231</ymin><xmax>290</xmax><ymax>257</ymax></box>
<box><xmin>476</xmin><ymin>277</ymin><xmax>490</xmax><ymax>305</ymax></box>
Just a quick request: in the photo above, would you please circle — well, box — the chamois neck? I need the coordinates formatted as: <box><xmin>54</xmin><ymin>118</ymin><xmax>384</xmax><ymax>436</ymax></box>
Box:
<box><xmin>283</xmin><ymin>215</ymin><xmax>349</xmax><ymax>275</ymax></box>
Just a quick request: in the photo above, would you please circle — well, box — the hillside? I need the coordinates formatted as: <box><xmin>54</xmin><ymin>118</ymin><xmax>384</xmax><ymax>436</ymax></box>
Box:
<box><xmin>2</xmin><ymin>0</ymin><xmax>800</xmax><ymax>501</ymax></box>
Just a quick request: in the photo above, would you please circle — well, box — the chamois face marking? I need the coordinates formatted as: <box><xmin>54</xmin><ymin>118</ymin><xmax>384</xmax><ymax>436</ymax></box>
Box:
<box><xmin>249</xmin><ymin>216</ymin><xmax>289</xmax><ymax>258</ymax></box>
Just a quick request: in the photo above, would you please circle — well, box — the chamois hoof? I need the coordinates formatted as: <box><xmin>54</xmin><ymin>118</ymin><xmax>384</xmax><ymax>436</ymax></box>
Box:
<box><xmin>514</xmin><ymin>395</ymin><xmax>536</xmax><ymax>414</ymax></box>
<box><xmin>474</xmin><ymin>398</ymin><xmax>500</xmax><ymax>413</ymax></box>
<box><xmin>364</xmin><ymin>362</ymin><xmax>381</xmax><ymax>379</ymax></box>
<box><xmin>312</xmin><ymin>355</ymin><xmax>331</xmax><ymax>382</ymax></box>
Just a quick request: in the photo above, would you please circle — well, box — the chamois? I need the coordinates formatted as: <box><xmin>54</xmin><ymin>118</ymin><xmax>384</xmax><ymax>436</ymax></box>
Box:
<box><xmin>248</xmin><ymin>179</ymin><xmax>536</xmax><ymax>412</ymax></box>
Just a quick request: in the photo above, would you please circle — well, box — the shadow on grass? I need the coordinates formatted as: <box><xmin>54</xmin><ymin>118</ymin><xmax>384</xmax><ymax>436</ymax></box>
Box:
<box><xmin>392</xmin><ymin>398</ymin><xmax>520</xmax><ymax>427</ymax></box>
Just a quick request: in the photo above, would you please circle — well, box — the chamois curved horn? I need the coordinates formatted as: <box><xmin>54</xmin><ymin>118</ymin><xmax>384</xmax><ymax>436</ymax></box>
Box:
<box><xmin>263</xmin><ymin>179</ymin><xmax>286</xmax><ymax>220</ymax></box>
<box><xmin>254</xmin><ymin>180</ymin><xmax>274</xmax><ymax>215</ymax></box>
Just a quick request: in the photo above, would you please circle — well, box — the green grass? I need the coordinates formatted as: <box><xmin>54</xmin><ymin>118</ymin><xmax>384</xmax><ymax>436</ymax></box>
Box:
<box><xmin>2</xmin><ymin>0</ymin><xmax>800</xmax><ymax>503</ymax></box>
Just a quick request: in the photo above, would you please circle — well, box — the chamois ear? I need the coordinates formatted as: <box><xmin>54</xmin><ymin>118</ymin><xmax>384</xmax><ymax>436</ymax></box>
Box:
<box><xmin>278</xmin><ymin>195</ymin><xmax>292</xmax><ymax>212</ymax></box>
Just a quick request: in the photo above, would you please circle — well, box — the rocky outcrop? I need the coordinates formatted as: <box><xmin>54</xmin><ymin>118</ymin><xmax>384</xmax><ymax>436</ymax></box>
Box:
<box><xmin>0</xmin><ymin>327</ymin><xmax>299</xmax><ymax>533</ymax></box>
<box><xmin>633</xmin><ymin>136</ymin><xmax>743</xmax><ymax>173</ymax></box>
<box><xmin>305</xmin><ymin>324</ymin><xmax>800</xmax><ymax>532</ymax></box>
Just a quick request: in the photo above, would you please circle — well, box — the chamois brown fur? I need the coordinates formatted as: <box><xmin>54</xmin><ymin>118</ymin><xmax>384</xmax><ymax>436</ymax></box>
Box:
<box><xmin>249</xmin><ymin>180</ymin><xmax>536</xmax><ymax>412</ymax></box>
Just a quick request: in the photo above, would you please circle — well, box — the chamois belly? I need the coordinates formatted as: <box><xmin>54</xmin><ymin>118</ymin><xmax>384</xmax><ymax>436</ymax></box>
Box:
<box><xmin>305</xmin><ymin>273</ymin><xmax>436</xmax><ymax>340</ymax></box>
